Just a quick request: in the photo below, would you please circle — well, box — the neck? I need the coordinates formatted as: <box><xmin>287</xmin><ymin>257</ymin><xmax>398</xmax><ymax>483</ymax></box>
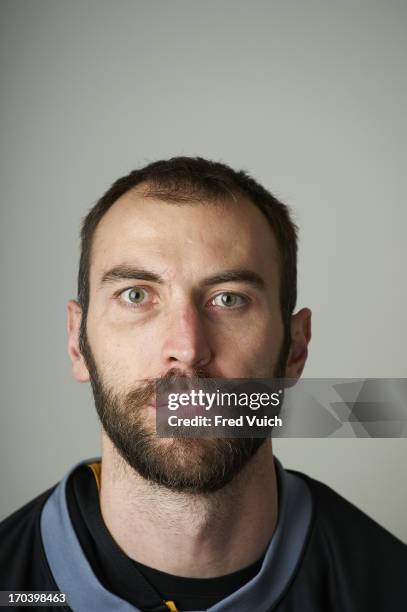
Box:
<box><xmin>99</xmin><ymin>435</ymin><xmax>278</xmax><ymax>578</ymax></box>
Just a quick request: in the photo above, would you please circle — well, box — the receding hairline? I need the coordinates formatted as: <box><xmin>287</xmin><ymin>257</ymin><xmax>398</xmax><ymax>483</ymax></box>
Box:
<box><xmin>89</xmin><ymin>179</ymin><xmax>280</xmax><ymax>260</ymax></box>
<box><xmin>125</xmin><ymin>177</ymin><xmax>244</xmax><ymax>206</ymax></box>
<box><xmin>86</xmin><ymin>182</ymin><xmax>283</xmax><ymax>295</ymax></box>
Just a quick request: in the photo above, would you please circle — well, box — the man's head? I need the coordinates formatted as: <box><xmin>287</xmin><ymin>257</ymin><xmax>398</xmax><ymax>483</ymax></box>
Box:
<box><xmin>67</xmin><ymin>157</ymin><xmax>311</xmax><ymax>493</ymax></box>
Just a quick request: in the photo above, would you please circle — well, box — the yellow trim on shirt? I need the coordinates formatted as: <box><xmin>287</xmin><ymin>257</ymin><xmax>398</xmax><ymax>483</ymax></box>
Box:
<box><xmin>88</xmin><ymin>462</ymin><xmax>102</xmax><ymax>491</ymax></box>
<box><xmin>87</xmin><ymin>462</ymin><xmax>178</xmax><ymax>612</ymax></box>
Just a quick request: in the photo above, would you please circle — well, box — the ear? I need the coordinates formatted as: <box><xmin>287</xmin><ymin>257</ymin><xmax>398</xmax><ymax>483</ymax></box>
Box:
<box><xmin>67</xmin><ymin>300</ymin><xmax>90</xmax><ymax>383</ymax></box>
<box><xmin>285</xmin><ymin>308</ymin><xmax>312</xmax><ymax>380</ymax></box>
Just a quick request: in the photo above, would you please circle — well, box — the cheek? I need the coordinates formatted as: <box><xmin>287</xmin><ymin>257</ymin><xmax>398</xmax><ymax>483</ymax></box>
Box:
<box><xmin>213</xmin><ymin>314</ymin><xmax>284</xmax><ymax>375</ymax></box>
<box><xmin>86</xmin><ymin>317</ymin><xmax>161</xmax><ymax>385</ymax></box>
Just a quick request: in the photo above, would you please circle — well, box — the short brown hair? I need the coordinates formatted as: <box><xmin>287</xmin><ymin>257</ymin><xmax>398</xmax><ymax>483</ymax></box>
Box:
<box><xmin>78</xmin><ymin>156</ymin><xmax>298</xmax><ymax>341</ymax></box>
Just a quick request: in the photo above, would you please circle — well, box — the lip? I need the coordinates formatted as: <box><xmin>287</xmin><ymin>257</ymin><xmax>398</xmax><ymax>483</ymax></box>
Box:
<box><xmin>149</xmin><ymin>401</ymin><xmax>205</xmax><ymax>413</ymax></box>
<box><xmin>149</xmin><ymin>402</ymin><xmax>169</xmax><ymax>410</ymax></box>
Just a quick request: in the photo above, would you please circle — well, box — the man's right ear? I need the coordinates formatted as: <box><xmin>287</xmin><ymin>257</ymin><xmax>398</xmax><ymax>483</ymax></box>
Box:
<box><xmin>67</xmin><ymin>300</ymin><xmax>90</xmax><ymax>382</ymax></box>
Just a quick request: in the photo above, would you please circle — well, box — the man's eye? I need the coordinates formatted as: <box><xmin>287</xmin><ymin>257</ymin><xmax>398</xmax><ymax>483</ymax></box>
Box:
<box><xmin>120</xmin><ymin>287</ymin><xmax>150</xmax><ymax>306</ymax></box>
<box><xmin>211</xmin><ymin>293</ymin><xmax>246</xmax><ymax>308</ymax></box>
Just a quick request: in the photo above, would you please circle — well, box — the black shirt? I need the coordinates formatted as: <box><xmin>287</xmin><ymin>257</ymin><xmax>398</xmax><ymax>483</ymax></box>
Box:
<box><xmin>1</xmin><ymin>460</ymin><xmax>406</xmax><ymax>611</ymax></box>
<box><xmin>66</xmin><ymin>464</ymin><xmax>266</xmax><ymax>611</ymax></box>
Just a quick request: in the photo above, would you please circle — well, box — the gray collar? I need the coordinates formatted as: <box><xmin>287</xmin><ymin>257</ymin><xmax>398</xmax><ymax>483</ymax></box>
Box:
<box><xmin>40</xmin><ymin>457</ymin><xmax>312</xmax><ymax>612</ymax></box>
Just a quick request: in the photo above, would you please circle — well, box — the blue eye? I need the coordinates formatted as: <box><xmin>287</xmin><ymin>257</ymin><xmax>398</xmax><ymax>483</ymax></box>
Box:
<box><xmin>212</xmin><ymin>293</ymin><xmax>246</xmax><ymax>308</ymax></box>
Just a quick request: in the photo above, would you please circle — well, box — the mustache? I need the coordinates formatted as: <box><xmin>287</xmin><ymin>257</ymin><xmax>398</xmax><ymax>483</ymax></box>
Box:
<box><xmin>124</xmin><ymin>367</ymin><xmax>220</xmax><ymax>409</ymax></box>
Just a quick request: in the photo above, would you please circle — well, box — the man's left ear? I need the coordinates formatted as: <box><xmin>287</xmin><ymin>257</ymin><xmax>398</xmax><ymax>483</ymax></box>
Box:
<box><xmin>285</xmin><ymin>308</ymin><xmax>312</xmax><ymax>379</ymax></box>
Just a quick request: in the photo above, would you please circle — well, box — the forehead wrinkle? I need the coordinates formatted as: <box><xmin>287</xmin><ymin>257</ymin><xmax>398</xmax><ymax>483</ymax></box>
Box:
<box><xmin>88</xmin><ymin>191</ymin><xmax>281</xmax><ymax>293</ymax></box>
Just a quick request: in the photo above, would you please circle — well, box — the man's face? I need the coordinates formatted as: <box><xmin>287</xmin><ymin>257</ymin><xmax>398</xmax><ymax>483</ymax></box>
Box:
<box><xmin>69</xmin><ymin>189</ymin><xmax>299</xmax><ymax>492</ymax></box>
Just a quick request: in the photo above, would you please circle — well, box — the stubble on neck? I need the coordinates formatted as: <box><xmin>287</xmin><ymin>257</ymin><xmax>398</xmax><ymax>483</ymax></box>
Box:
<box><xmin>98</xmin><ymin>433</ymin><xmax>278</xmax><ymax>577</ymax></box>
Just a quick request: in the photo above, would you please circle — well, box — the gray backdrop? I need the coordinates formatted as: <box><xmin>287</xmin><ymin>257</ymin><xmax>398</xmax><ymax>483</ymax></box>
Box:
<box><xmin>1</xmin><ymin>0</ymin><xmax>406</xmax><ymax>542</ymax></box>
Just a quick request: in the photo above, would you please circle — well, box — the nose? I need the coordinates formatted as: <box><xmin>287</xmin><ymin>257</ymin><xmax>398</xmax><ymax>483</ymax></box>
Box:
<box><xmin>160</xmin><ymin>302</ymin><xmax>212</xmax><ymax>372</ymax></box>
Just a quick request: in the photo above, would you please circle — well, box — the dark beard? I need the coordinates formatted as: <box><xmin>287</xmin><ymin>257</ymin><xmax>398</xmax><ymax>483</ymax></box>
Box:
<box><xmin>80</xmin><ymin>329</ymin><xmax>288</xmax><ymax>494</ymax></box>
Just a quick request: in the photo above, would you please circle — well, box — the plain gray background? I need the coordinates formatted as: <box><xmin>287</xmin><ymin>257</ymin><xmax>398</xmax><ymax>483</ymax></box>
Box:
<box><xmin>1</xmin><ymin>1</ymin><xmax>406</xmax><ymax>542</ymax></box>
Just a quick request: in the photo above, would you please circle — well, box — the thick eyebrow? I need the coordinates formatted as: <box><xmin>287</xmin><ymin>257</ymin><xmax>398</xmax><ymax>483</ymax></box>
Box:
<box><xmin>200</xmin><ymin>269</ymin><xmax>266</xmax><ymax>291</ymax></box>
<box><xmin>100</xmin><ymin>265</ymin><xmax>164</xmax><ymax>286</ymax></box>
<box><xmin>99</xmin><ymin>265</ymin><xmax>266</xmax><ymax>291</ymax></box>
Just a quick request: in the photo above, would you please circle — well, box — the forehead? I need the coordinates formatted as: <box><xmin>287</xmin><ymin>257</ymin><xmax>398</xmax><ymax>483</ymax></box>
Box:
<box><xmin>90</xmin><ymin>189</ymin><xmax>280</xmax><ymax>283</ymax></box>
